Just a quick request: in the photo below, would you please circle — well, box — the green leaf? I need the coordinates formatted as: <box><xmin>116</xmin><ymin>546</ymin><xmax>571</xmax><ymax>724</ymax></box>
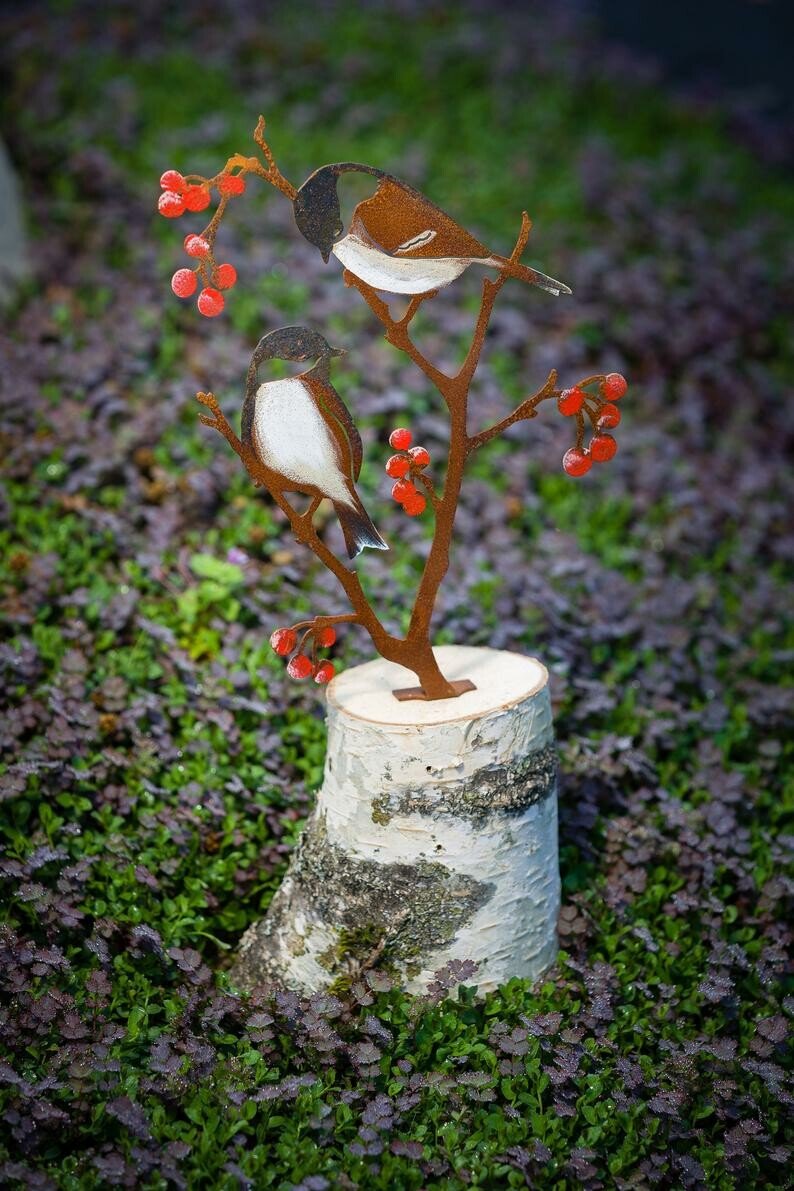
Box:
<box><xmin>189</xmin><ymin>552</ymin><xmax>245</xmax><ymax>586</ymax></box>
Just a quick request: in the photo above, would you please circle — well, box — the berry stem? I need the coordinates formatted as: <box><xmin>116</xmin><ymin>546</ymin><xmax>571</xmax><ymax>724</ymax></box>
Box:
<box><xmin>414</xmin><ymin>471</ymin><xmax>440</xmax><ymax>510</ymax></box>
<box><xmin>288</xmin><ymin>613</ymin><xmax>360</xmax><ymax>634</ymax></box>
<box><xmin>575</xmin><ymin>411</ymin><xmax>586</xmax><ymax>451</ymax></box>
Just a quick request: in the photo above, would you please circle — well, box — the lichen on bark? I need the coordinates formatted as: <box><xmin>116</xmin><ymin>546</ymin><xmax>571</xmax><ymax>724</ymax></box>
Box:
<box><xmin>230</xmin><ymin>812</ymin><xmax>494</xmax><ymax>990</ymax></box>
<box><xmin>370</xmin><ymin>743</ymin><xmax>557</xmax><ymax>826</ymax></box>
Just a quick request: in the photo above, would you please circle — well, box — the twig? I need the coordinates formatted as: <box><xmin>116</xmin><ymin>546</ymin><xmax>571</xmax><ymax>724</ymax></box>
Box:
<box><xmin>456</xmin><ymin>212</ymin><xmax>532</xmax><ymax>392</ymax></box>
<box><xmin>467</xmin><ymin>369</ymin><xmax>558</xmax><ymax>452</ymax></box>
<box><xmin>342</xmin><ymin>270</ymin><xmax>453</xmax><ymax>397</ymax></box>
<box><xmin>252</xmin><ymin>115</ymin><xmax>298</xmax><ymax>200</ymax></box>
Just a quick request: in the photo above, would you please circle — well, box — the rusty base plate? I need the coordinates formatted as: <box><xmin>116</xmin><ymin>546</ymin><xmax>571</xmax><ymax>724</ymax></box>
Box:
<box><xmin>392</xmin><ymin>678</ymin><xmax>477</xmax><ymax>703</ymax></box>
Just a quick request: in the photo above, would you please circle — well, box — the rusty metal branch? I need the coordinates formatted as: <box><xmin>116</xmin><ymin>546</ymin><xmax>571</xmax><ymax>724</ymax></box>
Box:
<box><xmin>467</xmin><ymin>370</ymin><xmax>558</xmax><ymax>452</ymax></box>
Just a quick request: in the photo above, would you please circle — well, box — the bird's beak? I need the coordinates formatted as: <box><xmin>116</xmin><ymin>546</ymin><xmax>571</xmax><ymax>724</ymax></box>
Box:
<box><xmin>321</xmin><ymin>250</ymin><xmax>331</xmax><ymax>264</ymax></box>
<box><xmin>330</xmin><ymin>346</ymin><xmax>346</xmax><ymax>358</ymax></box>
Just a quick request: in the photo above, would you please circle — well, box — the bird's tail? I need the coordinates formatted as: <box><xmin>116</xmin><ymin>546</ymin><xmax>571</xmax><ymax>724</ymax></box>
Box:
<box><xmin>334</xmin><ymin>494</ymin><xmax>389</xmax><ymax>559</ymax></box>
<box><xmin>488</xmin><ymin>256</ymin><xmax>572</xmax><ymax>297</ymax></box>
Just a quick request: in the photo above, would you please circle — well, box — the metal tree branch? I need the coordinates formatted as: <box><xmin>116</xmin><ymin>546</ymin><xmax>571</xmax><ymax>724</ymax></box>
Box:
<box><xmin>162</xmin><ymin>119</ymin><xmax>628</xmax><ymax>698</ymax></box>
<box><xmin>467</xmin><ymin>369</ymin><xmax>558</xmax><ymax>452</ymax></box>
<box><xmin>341</xmin><ymin>211</ymin><xmax>537</xmax><ymax>677</ymax></box>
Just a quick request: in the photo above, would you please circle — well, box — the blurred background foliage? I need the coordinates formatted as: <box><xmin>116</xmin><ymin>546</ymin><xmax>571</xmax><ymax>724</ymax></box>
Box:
<box><xmin>0</xmin><ymin>1</ymin><xmax>792</xmax><ymax>1188</ymax></box>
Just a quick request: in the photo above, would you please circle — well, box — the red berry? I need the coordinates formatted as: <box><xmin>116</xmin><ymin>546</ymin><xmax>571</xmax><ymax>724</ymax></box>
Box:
<box><xmin>385</xmin><ymin>454</ymin><xmax>410</xmax><ymax>479</ymax></box>
<box><xmin>218</xmin><ymin>173</ymin><xmax>246</xmax><ymax>197</ymax></box>
<box><xmin>590</xmin><ymin>434</ymin><xmax>618</xmax><ymax>462</ymax></box>
<box><xmin>596</xmin><ymin>402</ymin><xmax>621</xmax><ymax>430</ymax></box>
<box><xmin>286</xmin><ymin>653</ymin><xmax>313</xmax><ymax>680</ymax></box>
<box><xmin>409</xmin><ymin>445</ymin><xmax>430</xmax><ymax>468</ymax></box>
<box><xmin>215</xmin><ymin>263</ymin><xmax>238</xmax><ymax>290</ymax></box>
<box><xmin>184</xmin><ymin>234</ymin><xmax>210</xmax><ymax>258</ymax></box>
<box><xmin>389</xmin><ymin>427</ymin><xmax>413</xmax><ymax>450</ymax></box>
<box><xmin>197</xmin><ymin>287</ymin><xmax>225</xmax><ymax>317</ymax></box>
<box><xmin>314</xmin><ymin>661</ymin><xmax>336</xmax><ymax>685</ymax></box>
<box><xmin>391</xmin><ymin>479</ymin><xmax>416</xmax><ymax>503</ymax></box>
<box><xmin>270</xmin><ymin>627</ymin><xmax>297</xmax><ymax>656</ymax></box>
<box><xmin>158</xmin><ymin>191</ymin><xmax>185</xmax><ymax>218</ymax></box>
<box><xmin>183</xmin><ymin>185</ymin><xmax>210</xmax><ymax>212</ymax></box>
<box><xmin>601</xmin><ymin>372</ymin><xmax>628</xmax><ymax>401</ymax></box>
<box><xmin>403</xmin><ymin>492</ymin><xmax>427</xmax><ymax>517</ymax></box>
<box><xmin>171</xmin><ymin>268</ymin><xmax>197</xmax><ymax>298</ymax></box>
<box><xmin>557</xmin><ymin>387</ymin><xmax>585</xmax><ymax>416</ymax></box>
<box><xmin>562</xmin><ymin>447</ymin><xmax>592</xmax><ymax>477</ymax></box>
<box><xmin>159</xmin><ymin>170</ymin><xmax>185</xmax><ymax>193</ymax></box>
<box><xmin>315</xmin><ymin>626</ymin><xmax>337</xmax><ymax>647</ymax></box>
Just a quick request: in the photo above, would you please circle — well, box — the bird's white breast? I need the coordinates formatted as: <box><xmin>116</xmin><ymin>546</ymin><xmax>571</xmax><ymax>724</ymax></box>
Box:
<box><xmin>253</xmin><ymin>378</ymin><xmax>353</xmax><ymax>506</ymax></box>
<box><xmin>333</xmin><ymin>234</ymin><xmax>472</xmax><ymax>294</ymax></box>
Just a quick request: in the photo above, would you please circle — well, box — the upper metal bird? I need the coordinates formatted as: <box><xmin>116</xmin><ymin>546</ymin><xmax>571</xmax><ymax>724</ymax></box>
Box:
<box><xmin>292</xmin><ymin>163</ymin><xmax>571</xmax><ymax>298</ymax></box>
<box><xmin>242</xmin><ymin>326</ymin><xmax>388</xmax><ymax>560</ymax></box>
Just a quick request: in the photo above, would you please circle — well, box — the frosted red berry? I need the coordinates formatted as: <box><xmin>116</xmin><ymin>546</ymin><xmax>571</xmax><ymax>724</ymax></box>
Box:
<box><xmin>183</xmin><ymin>185</ymin><xmax>210</xmax><ymax>212</ymax></box>
<box><xmin>314</xmin><ymin>661</ymin><xmax>336</xmax><ymax>684</ymax></box>
<box><xmin>596</xmin><ymin>402</ymin><xmax>621</xmax><ymax>430</ymax></box>
<box><xmin>270</xmin><ymin>627</ymin><xmax>297</xmax><ymax>656</ymax></box>
<box><xmin>590</xmin><ymin>433</ymin><xmax>618</xmax><ymax>462</ymax></box>
<box><xmin>315</xmin><ymin>626</ymin><xmax>337</xmax><ymax>648</ymax></box>
<box><xmin>159</xmin><ymin>170</ymin><xmax>185</xmax><ymax>192</ymax></box>
<box><xmin>602</xmin><ymin>373</ymin><xmax>628</xmax><ymax>401</ymax></box>
<box><xmin>286</xmin><ymin>653</ymin><xmax>313</xmax><ymax>680</ymax></box>
<box><xmin>563</xmin><ymin>447</ymin><xmax>592</xmax><ymax>477</ymax></box>
<box><xmin>171</xmin><ymin>268</ymin><xmax>197</xmax><ymax>298</ymax></box>
<box><xmin>557</xmin><ymin>387</ymin><xmax>585</xmax><ymax>416</ymax></box>
<box><xmin>197</xmin><ymin>287</ymin><xmax>225</xmax><ymax>317</ymax></box>
<box><xmin>215</xmin><ymin>263</ymin><xmax>238</xmax><ymax>290</ymax></box>
<box><xmin>184</xmin><ymin>234</ymin><xmax>210</xmax><ymax>258</ymax></box>
<box><xmin>158</xmin><ymin>191</ymin><xmax>185</xmax><ymax>218</ymax></box>
<box><xmin>218</xmin><ymin>173</ymin><xmax>246</xmax><ymax>197</ymax></box>
<box><xmin>385</xmin><ymin>455</ymin><xmax>410</xmax><ymax>479</ymax></box>
<box><xmin>409</xmin><ymin>445</ymin><xmax>430</xmax><ymax>468</ymax></box>
<box><xmin>403</xmin><ymin>492</ymin><xmax>427</xmax><ymax>517</ymax></box>
<box><xmin>392</xmin><ymin>479</ymin><xmax>416</xmax><ymax>503</ymax></box>
<box><xmin>389</xmin><ymin>427</ymin><xmax>412</xmax><ymax>450</ymax></box>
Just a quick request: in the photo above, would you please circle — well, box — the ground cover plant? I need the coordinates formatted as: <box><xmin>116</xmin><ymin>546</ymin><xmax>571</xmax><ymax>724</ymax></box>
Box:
<box><xmin>0</xmin><ymin>1</ymin><xmax>792</xmax><ymax>1187</ymax></box>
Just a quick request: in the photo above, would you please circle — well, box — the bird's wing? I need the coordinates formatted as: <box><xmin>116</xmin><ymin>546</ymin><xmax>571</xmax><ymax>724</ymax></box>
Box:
<box><xmin>303</xmin><ymin>372</ymin><xmax>363</xmax><ymax>482</ymax></box>
<box><xmin>351</xmin><ymin>177</ymin><xmax>489</xmax><ymax>260</ymax></box>
<box><xmin>241</xmin><ymin>393</ymin><xmax>255</xmax><ymax>448</ymax></box>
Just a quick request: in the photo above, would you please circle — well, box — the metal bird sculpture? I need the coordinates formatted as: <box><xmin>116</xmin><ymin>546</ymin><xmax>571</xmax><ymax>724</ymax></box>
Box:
<box><xmin>241</xmin><ymin>326</ymin><xmax>388</xmax><ymax>560</ymax></box>
<box><xmin>292</xmin><ymin>163</ymin><xmax>571</xmax><ymax>297</ymax></box>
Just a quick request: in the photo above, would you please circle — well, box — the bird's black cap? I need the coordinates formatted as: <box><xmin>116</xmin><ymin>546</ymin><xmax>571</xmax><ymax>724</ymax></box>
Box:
<box><xmin>293</xmin><ymin>163</ymin><xmax>381</xmax><ymax>262</ymax></box>
<box><xmin>293</xmin><ymin>166</ymin><xmax>345</xmax><ymax>262</ymax></box>
<box><xmin>246</xmin><ymin>326</ymin><xmax>345</xmax><ymax>394</ymax></box>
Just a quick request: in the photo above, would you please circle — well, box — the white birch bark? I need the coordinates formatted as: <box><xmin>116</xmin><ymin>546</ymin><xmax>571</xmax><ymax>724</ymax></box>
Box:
<box><xmin>232</xmin><ymin>646</ymin><xmax>560</xmax><ymax>997</ymax></box>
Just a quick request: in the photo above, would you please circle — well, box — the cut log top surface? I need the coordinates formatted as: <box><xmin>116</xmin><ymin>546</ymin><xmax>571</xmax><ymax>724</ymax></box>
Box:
<box><xmin>326</xmin><ymin>645</ymin><xmax>549</xmax><ymax>727</ymax></box>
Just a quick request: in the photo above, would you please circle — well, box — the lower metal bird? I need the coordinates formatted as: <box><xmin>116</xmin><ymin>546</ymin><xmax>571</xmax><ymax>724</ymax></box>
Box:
<box><xmin>242</xmin><ymin>326</ymin><xmax>388</xmax><ymax>559</ymax></box>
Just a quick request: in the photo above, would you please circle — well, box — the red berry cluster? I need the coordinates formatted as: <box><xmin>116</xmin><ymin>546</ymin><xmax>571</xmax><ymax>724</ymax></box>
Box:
<box><xmin>270</xmin><ymin>623</ymin><xmax>337</xmax><ymax>684</ymax></box>
<box><xmin>158</xmin><ymin>168</ymin><xmax>245</xmax><ymax>318</ymax></box>
<box><xmin>385</xmin><ymin>427</ymin><xmax>431</xmax><ymax>516</ymax></box>
<box><xmin>558</xmin><ymin>373</ymin><xmax>628</xmax><ymax>478</ymax></box>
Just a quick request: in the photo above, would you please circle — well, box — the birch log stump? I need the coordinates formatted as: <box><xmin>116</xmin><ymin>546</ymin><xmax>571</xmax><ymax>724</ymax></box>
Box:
<box><xmin>231</xmin><ymin>645</ymin><xmax>560</xmax><ymax>997</ymax></box>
